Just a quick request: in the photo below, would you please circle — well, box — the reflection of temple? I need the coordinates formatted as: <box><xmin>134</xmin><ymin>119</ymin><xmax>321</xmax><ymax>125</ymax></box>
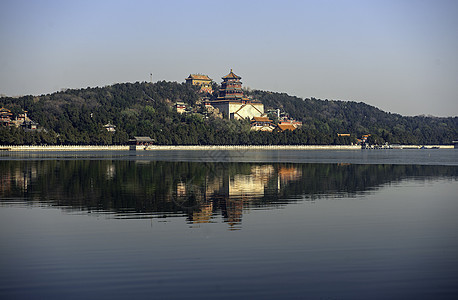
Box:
<box><xmin>190</xmin><ymin>203</ymin><xmax>213</xmax><ymax>224</ymax></box>
<box><xmin>104</xmin><ymin>164</ymin><xmax>115</xmax><ymax>180</ymax></box>
<box><xmin>199</xmin><ymin>165</ymin><xmax>276</xmax><ymax>199</ymax></box>
<box><xmin>0</xmin><ymin>162</ymin><xmax>319</xmax><ymax>230</ymax></box>
<box><xmin>223</xmin><ymin>199</ymin><xmax>244</xmax><ymax>230</ymax></box>
<box><xmin>229</xmin><ymin>165</ymin><xmax>275</xmax><ymax>198</ymax></box>
<box><xmin>184</xmin><ymin>164</ymin><xmax>301</xmax><ymax>229</ymax></box>
<box><xmin>277</xmin><ymin>166</ymin><xmax>302</xmax><ymax>188</ymax></box>
<box><xmin>3</xmin><ymin>160</ymin><xmax>453</xmax><ymax>231</ymax></box>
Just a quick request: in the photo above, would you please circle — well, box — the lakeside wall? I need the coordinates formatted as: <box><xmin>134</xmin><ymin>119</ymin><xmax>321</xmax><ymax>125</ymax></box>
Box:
<box><xmin>2</xmin><ymin>145</ymin><xmax>360</xmax><ymax>151</ymax></box>
<box><xmin>0</xmin><ymin>144</ymin><xmax>454</xmax><ymax>151</ymax></box>
<box><xmin>1</xmin><ymin>145</ymin><xmax>129</xmax><ymax>151</ymax></box>
<box><xmin>144</xmin><ymin>145</ymin><xmax>362</xmax><ymax>151</ymax></box>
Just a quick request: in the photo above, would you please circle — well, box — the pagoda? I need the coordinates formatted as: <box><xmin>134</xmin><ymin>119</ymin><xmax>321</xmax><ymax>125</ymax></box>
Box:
<box><xmin>217</xmin><ymin>69</ymin><xmax>244</xmax><ymax>101</ymax></box>
<box><xmin>210</xmin><ymin>70</ymin><xmax>264</xmax><ymax>120</ymax></box>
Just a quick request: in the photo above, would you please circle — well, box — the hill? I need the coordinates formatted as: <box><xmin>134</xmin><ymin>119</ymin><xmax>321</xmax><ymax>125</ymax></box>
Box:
<box><xmin>250</xmin><ymin>90</ymin><xmax>457</xmax><ymax>145</ymax></box>
<box><xmin>0</xmin><ymin>81</ymin><xmax>456</xmax><ymax>145</ymax></box>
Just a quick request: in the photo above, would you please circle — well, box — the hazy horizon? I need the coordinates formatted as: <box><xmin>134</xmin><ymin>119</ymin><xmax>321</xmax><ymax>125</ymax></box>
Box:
<box><xmin>1</xmin><ymin>0</ymin><xmax>457</xmax><ymax>117</ymax></box>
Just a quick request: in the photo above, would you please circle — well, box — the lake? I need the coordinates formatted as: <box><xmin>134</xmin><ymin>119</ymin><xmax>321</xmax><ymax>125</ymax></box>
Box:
<box><xmin>1</xmin><ymin>149</ymin><xmax>457</xmax><ymax>299</ymax></box>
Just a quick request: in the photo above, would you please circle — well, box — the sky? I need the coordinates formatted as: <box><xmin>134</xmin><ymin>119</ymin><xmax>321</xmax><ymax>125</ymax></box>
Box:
<box><xmin>1</xmin><ymin>0</ymin><xmax>457</xmax><ymax>117</ymax></box>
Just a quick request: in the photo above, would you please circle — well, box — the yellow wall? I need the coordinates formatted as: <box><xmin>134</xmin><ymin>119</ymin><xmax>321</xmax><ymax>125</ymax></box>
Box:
<box><xmin>190</xmin><ymin>79</ymin><xmax>211</xmax><ymax>86</ymax></box>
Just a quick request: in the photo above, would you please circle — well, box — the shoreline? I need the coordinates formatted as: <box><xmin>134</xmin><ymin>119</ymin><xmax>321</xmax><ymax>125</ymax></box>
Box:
<box><xmin>0</xmin><ymin>144</ymin><xmax>454</xmax><ymax>151</ymax></box>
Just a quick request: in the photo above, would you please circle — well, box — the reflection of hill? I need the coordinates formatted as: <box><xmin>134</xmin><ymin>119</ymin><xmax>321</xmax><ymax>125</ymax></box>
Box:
<box><xmin>1</xmin><ymin>160</ymin><xmax>457</xmax><ymax>228</ymax></box>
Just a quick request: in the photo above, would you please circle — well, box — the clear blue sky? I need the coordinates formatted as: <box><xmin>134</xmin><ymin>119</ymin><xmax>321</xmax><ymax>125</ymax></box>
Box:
<box><xmin>1</xmin><ymin>0</ymin><xmax>457</xmax><ymax>116</ymax></box>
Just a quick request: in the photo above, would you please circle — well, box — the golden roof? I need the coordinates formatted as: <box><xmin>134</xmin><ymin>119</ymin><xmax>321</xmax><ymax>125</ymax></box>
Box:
<box><xmin>0</xmin><ymin>107</ymin><xmax>12</xmax><ymax>115</ymax></box>
<box><xmin>277</xmin><ymin>124</ymin><xmax>296</xmax><ymax>131</ymax></box>
<box><xmin>252</xmin><ymin>117</ymin><xmax>272</xmax><ymax>122</ymax></box>
<box><xmin>186</xmin><ymin>74</ymin><xmax>212</xmax><ymax>81</ymax></box>
<box><xmin>222</xmin><ymin>69</ymin><xmax>241</xmax><ymax>80</ymax></box>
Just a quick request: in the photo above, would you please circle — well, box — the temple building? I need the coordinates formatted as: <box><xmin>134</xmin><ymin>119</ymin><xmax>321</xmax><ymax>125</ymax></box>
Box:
<box><xmin>278</xmin><ymin>119</ymin><xmax>302</xmax><ymax>129</ymax></box>
<box><xmin>103</xmin><ymin>123</ymin><xmax>116</xmax><ymax>132</ymax></box>
<box><xmin>275</xmin><ymin>123</ymin><xmax>297</xmax><ymax>132</ymax></box>
<box><xmin>0</xmin><ymin>107</ymin><xmax>13</xmax><ymax>126</ymax></box>
<box><xmin>185</xmin><ymin>74</ymin><xmax>213</xmax><ymax>93</ymax></box>
<box><xmin>175</xmin><ymin>101</ymin><xmax>187</xmax><ymax>114</ymax></box>
<box><xmin>217</xmin><ymin>69</ymin><xmax>244</xmax><ymax>101</ymax></box>
<box><xmin>210</xmin><ymin>70</ymin><xmax>264</xmax><ymax>120</ymax></box>
<box><xmin>251</xmin><ymin>116</ymin><xmax>275</xmax><ymax>132</ymax></box>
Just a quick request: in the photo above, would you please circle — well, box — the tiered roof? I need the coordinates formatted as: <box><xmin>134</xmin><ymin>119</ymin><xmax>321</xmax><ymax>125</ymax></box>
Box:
<box><xmin>0</xmin><ymin>107</ymin><xmax>12</xmax><ymax>116</ymax></box>
<box><xmin>0</xmin><ymin>107</ymin><xmax>13</xmax><ymax>124</ymax></box>
<box><xmin>222</xmin><ymin>69</ymin><xmax>241</xmax><ymax>80</ymax></box>
<box><xmin>216</xmin><ymin>69</ymin><xmax>245</xmax><ymax>101</ymax></box>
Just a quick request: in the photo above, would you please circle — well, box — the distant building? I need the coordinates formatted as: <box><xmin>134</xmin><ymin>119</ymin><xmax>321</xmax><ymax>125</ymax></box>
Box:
<box><xmin>0</xmin><ymin>107</ymin><xmax>13</xmax><ymax>126</ymax></box>
<box><xmin>185</xmin><ymin>74</ymin><xmax>213</xmax><ymax>94</ymax></box>
<box><xmin>175</xmin><ymin>102</ymin><xmax>187</xmax><ymax>114</ymax></box>
<box><xmin>210</xmin><ymin>70</ymin><xmax>264</xmax><ymax>120</ymax></box>
<box><xmin>21</xmin><ymin>120</ymin><xmax>39</xmax><ymax>131</ymax></box>
<box><xmin>204</xmin><ymin>100</ymin><xmax>213</xmax><ymax>108</ymax></box>
<box><xmin>251</xmin><ymin>117</ymin><xmax>275</xmax><ymax>132</ymax></box>
<box><xmin>16</xmin><ymin>111</ymin><xmax>28</xmax><ymax>123</ymax></box>
<box><xmin>278</xmin><ymin>119</ymin><xmax>302</xmax><ymax>129</ymax></box>
<box><xmin>1</xmin><ymin>108</ymin><xmax>42</xmax><ymax>131</ymax></box>
<box><xmin>128</xmin><ymin>136</ymin><xmax>155</xmax><ymax>150</ymax></box>
<box><xmin>276</xmin><ymin>123</ymin><xmax>297</xmax><ymax>132</ymax></box>
<box><xmin>357</xmin><ymin>134</ymin><xmax>371</xmax><ymax>145</ymax></box>
<box><xmin>217</xmin><ymin>69</ymin><xmax>244</xmax><ymax>101</ymax></box>
<box><xmin>103</xmin><ymin>123</ymin><xmax>116</xmax><ymax>132</ymax></box>
<box><xmin>12</xmin><ymin>111</ymin><xmax>31</xmax><ymax>127</ymax></box>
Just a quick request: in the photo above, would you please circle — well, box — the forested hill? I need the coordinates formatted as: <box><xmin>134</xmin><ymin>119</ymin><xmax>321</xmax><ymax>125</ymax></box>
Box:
<box><xmin>0</xmin><ymin>81</ymin><xmax>456</xmax><ymax>145</ymax></box>
<box><xmin>250</xmin><ymin>90</ymin><xmax>457</xmax><ymax>145</ymax></box>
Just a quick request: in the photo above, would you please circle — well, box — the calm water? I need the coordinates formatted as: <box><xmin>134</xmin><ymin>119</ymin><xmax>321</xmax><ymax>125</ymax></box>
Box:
<box><xmin>1</xmin><ymin>149</ymin><xmax>457</xmax><ymax>299</ymax></box>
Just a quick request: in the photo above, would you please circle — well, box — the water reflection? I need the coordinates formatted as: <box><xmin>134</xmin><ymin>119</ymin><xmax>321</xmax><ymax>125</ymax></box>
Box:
<box><xmin>0</xmin><ymin>160</ymin><xmax>456</xmax><ymax>229</ymax></box>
